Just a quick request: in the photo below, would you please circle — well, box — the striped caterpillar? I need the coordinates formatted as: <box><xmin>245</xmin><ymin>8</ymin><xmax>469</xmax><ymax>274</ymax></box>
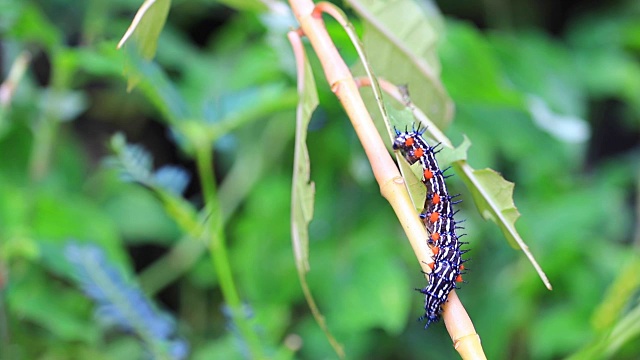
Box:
<box><xmin>393</xmin><ymin>125</ymin><xmax>468</xmax><ymax>328</ymax></box>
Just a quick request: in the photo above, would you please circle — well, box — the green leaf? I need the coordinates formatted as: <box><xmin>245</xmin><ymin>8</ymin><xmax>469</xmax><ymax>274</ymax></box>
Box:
<box><xmin>348</xmin><ymin>0</ymin><xmax>454</xmax><ymax>128</ymax></box>
<box><xmin>456</xmin><ymin>165</ymin><xmax>552</xmax><ymax>290</ymax></box>
<box><xmin>291</xmin><ymin>49</ymin><xmax>317</xmax><ymax>276</ymax></box>
<box><xmin>464</xmin><ymin>168</ymin><xmax>520</xmax><ymax>233</ymax></box>
<box><xmin>117</xmin><ymin>0</ymin><xmax>171</xmax><ymax>91</ymax></box>
<box><xmin>117</xmin><ymin>0</ymin><xmax>171</xmax><ymax>60</ymax></box>
<box><xmin>290</xmin><ymin>33</ymin><xmax>345</xmax><ymax>358</ymax></box>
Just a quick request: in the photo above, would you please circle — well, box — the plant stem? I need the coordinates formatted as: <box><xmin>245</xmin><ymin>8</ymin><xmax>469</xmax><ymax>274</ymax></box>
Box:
<box><xmin>194</xmin><ymin>145</ymin><xmax>265</xmax><ymax>360</ymax></box>
<box><xmin>29</xmin><ymin>115</ymin><xmax>58</xmax><ymax>181</ymax></box>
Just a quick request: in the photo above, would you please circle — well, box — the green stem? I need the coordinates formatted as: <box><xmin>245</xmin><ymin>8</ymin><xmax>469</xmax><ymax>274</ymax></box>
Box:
<box><xmin>140</xmin><ymin>117</ymin><xmax>294</xmax><ymax>296</ymax></box>
<box><xmin>29</xmin><ymin>116</ymin><xmax>58</xmax><ymax>181</ymax></box>
<box><xmin>195</xmin><ymin>145</ymin><xmax>265</xmax><ymax>360</ymax></box>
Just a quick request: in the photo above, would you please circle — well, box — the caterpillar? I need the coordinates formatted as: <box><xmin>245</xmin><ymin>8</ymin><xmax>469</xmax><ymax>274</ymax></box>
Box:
<box><xmin>392</xmin><ymin>124</ymin><xmax>468</xmax><ymax>328</ymax></box>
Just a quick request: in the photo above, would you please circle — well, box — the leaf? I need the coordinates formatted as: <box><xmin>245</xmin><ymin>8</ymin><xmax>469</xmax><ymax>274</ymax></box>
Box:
<box><xmin>289</xmin><ymin>32</ymin><xmax>344</xmax><ymax>358</ymax></box>
<box><xmin>439</xmin><ymin>134</ymin><xmax>471</xmax><ymax>164</ymax></box>
<box><xmin>117</xmin><ymin>0</ymin><xmax>171</xmax><ymax>60</ymax></box>
<box><xmin>290</xmin><ymin>49</ymin><xmax>317</xmax><ymax>275</ymax></box>
<box><xmin>457</xmin><ymin>165</ymin><xmax>552</xmax><ymax>290</ymax></box>
<box><xmin>347</xmin><ymin>0</ymin><xmax>454</xmax><ymax>128</ymax></box>
<box><xmin>465</xmin><ymin>169</ymin><xmax>520</xmax><ymax>229</ymax></box>
<box><xmin>118</xmin><ymin>0</ymin><xmax>172</xmax><ymax>91</ymax></box>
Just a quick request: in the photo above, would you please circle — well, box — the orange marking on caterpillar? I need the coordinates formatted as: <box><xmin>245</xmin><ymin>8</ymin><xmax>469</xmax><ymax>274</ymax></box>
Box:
<box><xmin>414</xmin><ymin>147</ymin><xmax>425</xmax><ymax>158</ymax></box>
<box><xmin>424</xmin><ymin>169</ymin><xmax>433</xmax><ymax>179</ymax></box>
<box><xmin>405</xmin><ymin>137</ymin><xmax>415</xmax><ymax>146</ymax></box>
<box><xmin>429</xmin><ymin>212</ymin><xmax>439</xmax><ymax>223</ymax></box>
<box><xmin>456</xmin><ymin>275</ymin><xmax>463</xmax><ymax>283</ymax></box>
<box><xmin>432</xmin><ymin>193</ymin><xmax>440</xmax><ymax>204</ymax></box>
<box><xmin>431</xmin><ymin>233</ymin><xmax>440</xmax><ymax>241</ymax></box>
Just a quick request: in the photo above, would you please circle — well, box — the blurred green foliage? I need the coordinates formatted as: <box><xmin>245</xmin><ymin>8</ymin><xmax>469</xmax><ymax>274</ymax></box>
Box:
<box><xmin>1</xmin><ymin>0</ymin><xmax>640</xmax><ymax>359</ymax></box>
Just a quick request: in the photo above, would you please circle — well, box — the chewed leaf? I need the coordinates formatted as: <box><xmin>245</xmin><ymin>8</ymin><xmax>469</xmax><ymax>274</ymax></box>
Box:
<box><xmin>117</xmin><ymin>0</ymin><xmax>171</xmax><ymax>60</ymax></box>
<box><xmin>438</xmin><ymin>135</ymin><xmax>470</xmax><ymax>165</ymax></box>
<box><xmin>457</xmin><ymin>165</ymin><xmax>552</xmax><ymax>290</ymax></box>
<box><xmin>291</xmin><ymin>48</ymin><xmax>317</xmax><ymax>274</ymax></box>
<box><xmin>464</xmin><ymin>169</ymin><xmax>520</xmax><ymax>243</ymax></box>
<box><xmin>289</xmin><ymin>31</ymin><xmax>344</xmax><ymax>358</ymax></box>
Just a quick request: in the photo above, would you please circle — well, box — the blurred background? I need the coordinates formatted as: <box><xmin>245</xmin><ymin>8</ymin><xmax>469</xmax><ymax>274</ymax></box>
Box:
<box><xmin>1</xmin><ymin>0</ymin><xmax>640</xmax><ymax>359</ymax></box>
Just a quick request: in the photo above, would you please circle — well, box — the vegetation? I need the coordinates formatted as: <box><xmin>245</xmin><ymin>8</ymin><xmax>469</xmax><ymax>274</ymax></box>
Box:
<box><xmin>1</xmin><ymin>0</ymin><xmax>639</xmax><ymax>359</ymax></box>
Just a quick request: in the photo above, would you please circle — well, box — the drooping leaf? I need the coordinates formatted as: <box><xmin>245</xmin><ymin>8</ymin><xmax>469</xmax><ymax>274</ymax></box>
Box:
<box><xmin>455</xmin><ymin>165</ymin><xmax>552</xmax><ymax>290</ymax></box>
<box><xmin>347</xmin><ymin>0</ymin><xmax>454</xmax><ymax>128</ymax></box>
<box><xmin>290</xmin><ymin>48</ymin><xmax>317</xmax><ymax>276</ymax></box>
<box><xmin>289</xmin><ymin>32</ymin><xmax>345</xmax><ymax>359</ymax></box>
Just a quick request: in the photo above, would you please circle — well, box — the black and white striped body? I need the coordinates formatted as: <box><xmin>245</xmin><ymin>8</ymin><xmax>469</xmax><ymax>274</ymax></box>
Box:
<box><xmin>393</xmin><ymin>126</ymin><xmax>467</xmax><ymax>328</ymax></box>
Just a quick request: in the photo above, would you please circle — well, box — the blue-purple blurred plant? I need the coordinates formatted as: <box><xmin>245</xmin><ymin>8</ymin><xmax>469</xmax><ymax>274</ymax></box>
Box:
<box><xmin>107</xmin><ymin>133</ymin><xmax>191</xmax><ymax>195</ymax></box>
<box><xmin>64</xmin><ymin>242</ymin><xmax>188</xmax><ymax>359</ymax></box>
